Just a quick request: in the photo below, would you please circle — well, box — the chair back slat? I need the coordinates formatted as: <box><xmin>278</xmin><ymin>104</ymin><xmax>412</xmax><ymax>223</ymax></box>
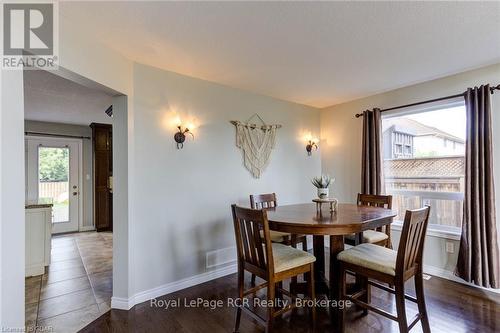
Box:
<box><xmin>250</xmin><ymin>193</ymin><xmax>277</xmax><ymax>209</ymax></box>
<box><xmin>396</xmin><ymin>207</ymin><xmax>431</xmax><ymax>273</ymax></box>
<box><xmin>245</xmin><ymin>221</ymin><xmax>259</xmax><ymax>265</ymax></box>
<box><xmin>357</xmin><ymin>194</ymin><xmax>393</xmax><ymax>232</ymax></box>
<box><xmin>240</xmin><ymin>221</ymin><xmax>253</xmax><ymax>263</ymax></box>
<box><xmin>253</xmin><ymin>224</ymin><xmax>266</xmax><ymax>268</ymax></box>
<box><xmin>357</xmin><ymin>193</ymin><xmax>392</xmax><ymax>209</ymax></box>
<box><xmin>231</xmin><ymin>204</ymin><xmax>273</xmax><ymax>275</ymax></box>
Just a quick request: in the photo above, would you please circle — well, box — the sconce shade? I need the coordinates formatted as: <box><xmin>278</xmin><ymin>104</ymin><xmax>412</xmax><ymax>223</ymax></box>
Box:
<box><xmin>306</xmin><ymin>140</ymin><xmax>318</xmax><ymax>156</ymax></box>
<box><xmin>174</xmin><ymin>125</ymin><xmax>193</xmax><ymax>149</ymax></box>
<box><xmin>174</xmin><ymin>131</ymin><xmax>186</xmax><ymax>149</ymax></box>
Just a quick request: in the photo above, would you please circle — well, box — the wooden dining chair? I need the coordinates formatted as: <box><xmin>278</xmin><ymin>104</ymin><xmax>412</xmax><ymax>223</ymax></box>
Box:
<box><xmin>231</xmin><ymin>204</ymin><xmax>316</xmax><ymax>333</ymax></box>
<box><xmin>250</xmin><ymin>193</ymin><xmax>309</xmax><ymax>285</ymax></box>
<box><xmin>337</xmin><ymin>206</ymin><xmax>431</xmax><ymax>333</ymax></box>
<box><xmin>345</xmin><ymin>194</ymin><xmax>393</xmax><ymax>248</ymax></box>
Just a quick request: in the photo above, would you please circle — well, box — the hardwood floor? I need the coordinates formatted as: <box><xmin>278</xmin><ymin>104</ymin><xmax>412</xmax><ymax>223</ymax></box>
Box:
<box><xmin>80</xmin><ymin>267</ymin><xmax>500</xmax><ymax>332</ymax></box>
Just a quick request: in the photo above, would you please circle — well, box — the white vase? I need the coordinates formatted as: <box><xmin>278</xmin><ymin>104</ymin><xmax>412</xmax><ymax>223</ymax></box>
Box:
<box><xmin>317</xmin><ymin>188</ymin><xmax>329</xmax><ymax>199</ymax></box>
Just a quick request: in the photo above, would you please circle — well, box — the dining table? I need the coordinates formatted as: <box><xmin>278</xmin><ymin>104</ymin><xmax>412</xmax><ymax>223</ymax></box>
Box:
<box><xmin>266</xmin><ymin>202</ymin><xmax>397</xmax><ymax>327</ymax></box>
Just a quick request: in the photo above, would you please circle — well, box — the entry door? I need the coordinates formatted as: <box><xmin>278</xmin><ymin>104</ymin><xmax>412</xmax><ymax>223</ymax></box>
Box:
<box><xmin>26</xmin><ymin>137</ymin><xmax>81</xmax><ymax>234</ymax></box>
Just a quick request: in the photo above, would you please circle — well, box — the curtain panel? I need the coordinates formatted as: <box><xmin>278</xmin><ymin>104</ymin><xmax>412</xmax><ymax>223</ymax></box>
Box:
<box><xmin>456</xmin><ymin>85</ymin><xmax>500</xmax><ymax>289</ymax></box>
<box><xmin>361</xmin><ymin>108</ymin><xmax>383</xmax><ymax>195</ymax></box>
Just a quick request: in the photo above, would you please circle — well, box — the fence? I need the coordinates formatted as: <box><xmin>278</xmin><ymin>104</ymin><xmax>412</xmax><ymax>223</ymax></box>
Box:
<box><xmin>39</xmin><ymin>181</ymin><xmax>69</xmax><ymax>223</ymax></box>
<box><xmin>384</xmin><ymin>156</ymin><xmax>465</xmax><ymax>229</ymax></box>
<box><xmin>39</xmin><ymin>181</ymin><xmax>68</xmax><ymax>202</ymax></box>
<box><xmin>386</xmin><ymin>189</ymin><xmax>463</xmax><ymax>228</ymax></box>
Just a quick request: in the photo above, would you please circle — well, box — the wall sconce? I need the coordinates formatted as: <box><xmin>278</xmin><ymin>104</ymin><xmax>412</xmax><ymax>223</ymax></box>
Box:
<box><xmin>306</xmin><ymin>139</ymin><xmax>318</xmax><ymax>156</ymax></box>
<box><xmin>174</xmin><ymin>125</ymin><xmax>194</xmax><ymax>149</ymax></box>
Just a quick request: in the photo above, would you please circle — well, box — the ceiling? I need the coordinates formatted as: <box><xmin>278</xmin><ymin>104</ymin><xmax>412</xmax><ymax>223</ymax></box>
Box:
<box><xmin>61</xmin><ymin>1</ymin><xmax>500</xmax><ymax>108</ymax></box>
<box><xmin>24</xmin><ymin>70</ymin><xmax>113</xmax><ymax>125</ymax></box>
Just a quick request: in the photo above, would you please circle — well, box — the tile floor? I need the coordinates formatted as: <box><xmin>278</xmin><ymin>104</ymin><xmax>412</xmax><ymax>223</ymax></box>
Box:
<box><xmin>25</xmin><ymin>232</ymin><xmax>112</xmax><ymax>332</ymax></box>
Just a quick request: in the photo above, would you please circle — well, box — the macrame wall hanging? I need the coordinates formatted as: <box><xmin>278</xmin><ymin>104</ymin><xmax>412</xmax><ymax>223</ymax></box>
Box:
<box><xmin>230</xmin><ymin>114</ymin><xmax>282</xmax><ymax>178</ymax></box>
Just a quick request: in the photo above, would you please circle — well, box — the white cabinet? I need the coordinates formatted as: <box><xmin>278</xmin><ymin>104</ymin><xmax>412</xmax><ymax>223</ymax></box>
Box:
<box><xmin>25</xmin><ymin>206</ymin><xmax>52</xmax><ymax>277</ymax></box>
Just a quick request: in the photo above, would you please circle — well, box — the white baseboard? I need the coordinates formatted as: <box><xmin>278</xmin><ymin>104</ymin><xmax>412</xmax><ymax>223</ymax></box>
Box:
<box><xmin>110</xmin><ymin>257</ymin><xmax>499</xmax><ymax>311</ymax></box>
<box><xmin>79</xmin><ymin>225</ymin><xmax>95</xmax><ymax>232</ymax></box>
<box><xmin>111</xmin><ymin>264</ymin><xmax>237</xmax><ymax>310</ymax></box>
<box><xmin>423</xmin><ymin>264</ymin><xmax>500</xmax><ymax>294</ymax></box>
<box><xmin>25</xmin><ymin>265</ymin><xmax>44</xmax><ymax>277</ymax></box>
<box><xmin>206</xmin><ymin>247</ymin><xmax>237</xmax><ymax>269</ymax></box>
<box><xmin>110</xmin><ymin>296</ymin><xmax>132</xmax><ymax>310</ymax></box>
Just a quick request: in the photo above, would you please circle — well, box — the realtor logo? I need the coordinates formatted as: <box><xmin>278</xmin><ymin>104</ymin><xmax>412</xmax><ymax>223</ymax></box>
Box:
<box><xmin>2</xmin><ymin>2</ymin><xmax>58</xmax><ymax>69</ymax></box>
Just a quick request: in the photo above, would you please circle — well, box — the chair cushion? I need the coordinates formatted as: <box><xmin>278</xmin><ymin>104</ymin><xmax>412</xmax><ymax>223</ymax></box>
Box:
<box><xmin>272</xmin><ymin>243</ymin><xmax>316</xmax><ymax>273</ymax></box>
<box><xmin>345</xmin><ymin>230</ymin><xmax>388</xmax><ymax>244</ymax></box>
<box><xmin>260</xmin><ymin>230</ymin><xmax>290</xmax><ymax>243</ymax></box>
<box><xmin>337</xmin><ymin>243</ymin><xmax>397</xmax><ymax>276</ymax></box>
<box><xmin>362</xmin><ymin>230</ymin><xmax>388</xmax><ymax>243</ymax></box>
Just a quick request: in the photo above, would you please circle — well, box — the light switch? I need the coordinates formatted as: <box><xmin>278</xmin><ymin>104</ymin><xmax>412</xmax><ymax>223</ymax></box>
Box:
<box><xmin>86</xmin><ymin>174</ymin><xmax>90</xmax><ymax>180</ymax></box>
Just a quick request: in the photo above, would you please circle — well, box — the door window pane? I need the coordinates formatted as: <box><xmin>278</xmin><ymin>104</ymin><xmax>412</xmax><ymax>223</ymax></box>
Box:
<box><xmin>38</xmin><ymin>147</ymin><xmax>70</xmax><ymax>223</ymax></box>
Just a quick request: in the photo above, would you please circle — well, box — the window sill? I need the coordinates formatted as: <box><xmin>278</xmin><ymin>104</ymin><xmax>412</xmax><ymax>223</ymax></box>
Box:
<box><xmin>391</xmin><ymin>221</ymin><xmax>461</xmax><ymax>241</ymax></box>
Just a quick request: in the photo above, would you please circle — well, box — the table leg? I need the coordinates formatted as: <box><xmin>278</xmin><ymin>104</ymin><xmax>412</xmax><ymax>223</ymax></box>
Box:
<box><xmin>329</xmin><ymin>235</ymin><xmax>345</xmax><ymax>329</ymax></box>
<box><xmin>289</xmin><ymin>234</ymin><xmax>298</xmax><ymax>295</ymax></box>
<box><xmin>354</xmin><ymin>232</ymin><xmax>362</xmax><ymax>245</ymax></box>
<box><xmin>386</xmin><ymin>223</ymin><xmax>393</xmax><ymax>249</ymax></box>
<box><xmin>312</xmin><ymin>235</ymin><xmax>328</xmax><ymax>294</ymax></box>
<box><xmin>351</xmin><ymin>232</ymin><xmax>370</xmax><ymax>312</ymax></box>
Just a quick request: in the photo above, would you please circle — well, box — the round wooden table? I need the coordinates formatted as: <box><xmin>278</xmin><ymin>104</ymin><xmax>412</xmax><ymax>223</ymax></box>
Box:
<box><xmin>266</xmin><ymin>203</ymin><xmax>396</xmax><ymax>327</ymax></box>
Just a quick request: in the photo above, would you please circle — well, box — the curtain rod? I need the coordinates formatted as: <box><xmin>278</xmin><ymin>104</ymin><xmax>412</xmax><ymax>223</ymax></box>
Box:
<box><xmin>25</xmin><ymin>131</ymin><xmax>91</xmax><ymax>140</ymax></box>
<box><xmin>355</xmin><ymin>84</ymin><xmax>500</xmax><ymax>118</ymax></box>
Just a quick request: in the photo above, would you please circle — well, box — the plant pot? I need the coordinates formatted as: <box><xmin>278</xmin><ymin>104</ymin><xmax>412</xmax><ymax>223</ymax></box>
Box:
<box><xmin>317</xmin><ymin>188</ymin><xmax>329</xmax><ymax>199</ymax></box>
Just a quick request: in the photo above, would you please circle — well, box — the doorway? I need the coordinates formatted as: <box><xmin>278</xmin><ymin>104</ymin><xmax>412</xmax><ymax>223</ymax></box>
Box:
<box><xmin>25</xmin><ymin>136</ymin><xmax>82</xmax><ymax>234</ymax></box>
<box><xmin>22</xmin><ymin>68</ymin><xmax>124</xmax><ymax>332</ymax></box>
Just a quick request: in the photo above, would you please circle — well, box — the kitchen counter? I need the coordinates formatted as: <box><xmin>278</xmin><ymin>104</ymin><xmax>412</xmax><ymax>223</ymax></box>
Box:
<box><xmin>25</xmin><ymin>203</ymin><xmax>52</xmax><ymax>276</ymax></box>
<box><xmin>25</xmin><ymin>198</ymin><xmax>54</xmax><ymax>209</ymax></box>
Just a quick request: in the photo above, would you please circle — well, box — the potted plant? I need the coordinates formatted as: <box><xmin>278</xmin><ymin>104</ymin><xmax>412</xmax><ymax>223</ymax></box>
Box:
<box><xmin>311</xmin><ymin>175</ymin><xmax>334</xmax><ymax>199</ymax></box>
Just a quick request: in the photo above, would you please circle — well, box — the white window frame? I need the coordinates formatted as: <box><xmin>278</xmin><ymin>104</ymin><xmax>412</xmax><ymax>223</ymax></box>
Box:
<box><xmin>391</xmin><ymin>220</ymin><xmax>461</xmax><ymax>240</ymax></box>
<box><xmin>382</xmin><ymin>98</ymin><xmax>465</xmax><ymax>239</ymax></box>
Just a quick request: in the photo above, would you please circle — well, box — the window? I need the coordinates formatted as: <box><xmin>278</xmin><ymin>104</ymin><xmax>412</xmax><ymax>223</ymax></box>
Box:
<box><xmin>382</xmin><ymin>103</ymin><xmax>466</xmax><ymax>233</ymax></box>
<box><xmin>38</xmin><ymin>147</ymin><xmax>70</xmax><ymax>223</ymax></box>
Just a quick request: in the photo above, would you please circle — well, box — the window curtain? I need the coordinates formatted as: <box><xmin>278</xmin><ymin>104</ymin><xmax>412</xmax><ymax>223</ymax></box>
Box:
<box><xmin>456</xmin><ymin>85</ymin><xmax>500</xmax><ymax>289</ymax></box>
<box><xmin>361</xmin><ymin>108</ymin><xmax>383</xmax><ymax>195</ymax></box>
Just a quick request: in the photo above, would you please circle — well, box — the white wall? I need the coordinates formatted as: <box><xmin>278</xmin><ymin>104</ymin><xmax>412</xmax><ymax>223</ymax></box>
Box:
<box><xmin>59</xmin><ymin>8</ymin><xmax>133</xmax><ymax>97</ymax></box>
<box><xmin>0</xmin><ymin>8</ymin><xmax>135</xmax><ymax>328</ymax></box>
<box><xmin>321</xmin><ymin>63</ymin><xmax>500</xmax><ymax>281</ymax></box>
<box><xmin>58</xmin><ymin>10</ymin><xmax>135</xmax><ymax>305</ymax></box>
<box><xmin>111</xmin><ymin>95</ymin><xmax>132</xmax><ymax>305</ymax></box>
<box><xmin>0</xmin><ymin>70</ymin><xmax>25</xmax><ymax>329</ymax></box>
<box><xmin>131</xmin><ymin>63</ymin><xmax>321</xmax><ymax>296</ymax></box>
